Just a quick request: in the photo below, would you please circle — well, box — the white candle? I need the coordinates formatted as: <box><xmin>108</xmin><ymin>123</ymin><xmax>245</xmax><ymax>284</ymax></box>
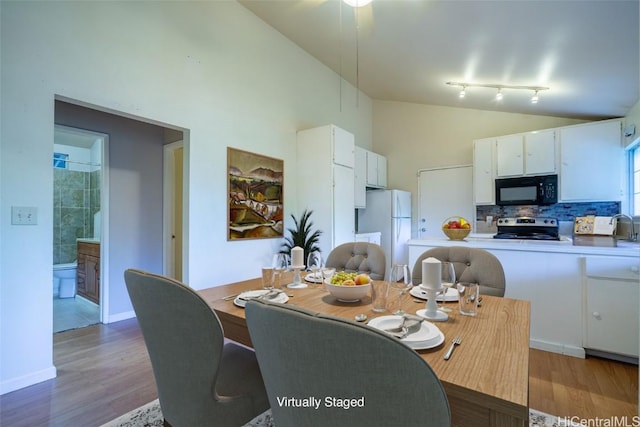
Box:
<box><xmin>292</xmin><ymin>246</ymin><xmax>304</xmax><ymax>267</ymax></box>
<box><xmin>422</xmin><ymin>257</ymin><xmax>442</xmax><ymax>290</ymax></box>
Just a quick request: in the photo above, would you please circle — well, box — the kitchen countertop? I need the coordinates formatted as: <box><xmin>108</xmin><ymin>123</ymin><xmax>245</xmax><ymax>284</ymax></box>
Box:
<box><xmin>409</xmin><ymin>233</ymin><xmax>640</xmax><ymax>257</ymax></box>
<box><xmin>77</xmin><ymin>238</ymin><xmax>100</xmax><ymax>244</ymax></box>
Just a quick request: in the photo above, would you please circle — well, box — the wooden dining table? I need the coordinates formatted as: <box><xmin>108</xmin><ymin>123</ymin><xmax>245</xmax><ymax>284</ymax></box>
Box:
<box><xmin>199</xmin><ymin>272</ymin><xmax>530</xmax><ymax>427</ymax></box>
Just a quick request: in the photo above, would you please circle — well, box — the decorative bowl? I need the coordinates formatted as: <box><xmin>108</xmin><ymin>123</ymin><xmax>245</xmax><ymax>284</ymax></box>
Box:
<box><xmin>442</xmin><ymin>216</ymin><xmax>472</xmax><ymax>240</ymax></box>
<box><xmin>324</xmin><ymin>281</ymin><xmax>371</xmax><ymax>302</ymax></box>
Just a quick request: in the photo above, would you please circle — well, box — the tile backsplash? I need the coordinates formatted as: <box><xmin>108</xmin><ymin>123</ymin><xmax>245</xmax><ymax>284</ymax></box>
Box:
<box><xmin>476</xmin><ymin>201</ymin><xmax>621</xmax><ymax>235</ymax></box>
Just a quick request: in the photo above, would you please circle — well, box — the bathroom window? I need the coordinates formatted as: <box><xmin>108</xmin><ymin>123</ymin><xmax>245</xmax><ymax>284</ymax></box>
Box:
<box><xmin>53</xmin><ymin>152</ymin><xmax>69</xmax><ymax>169</ymax></box>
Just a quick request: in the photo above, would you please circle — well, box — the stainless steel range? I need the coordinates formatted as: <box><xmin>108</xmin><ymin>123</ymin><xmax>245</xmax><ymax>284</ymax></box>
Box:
<box><xmin>494</xmin><ymin>217</ymin><xmax>560</xmax><ymax>240</ymax></box>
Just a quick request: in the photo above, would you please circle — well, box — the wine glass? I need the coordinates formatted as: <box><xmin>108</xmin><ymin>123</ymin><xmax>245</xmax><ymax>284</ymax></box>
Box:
<box><xmin>439</xmin><ymin>262</ymin><xmax>456</xmax><ymax>313</ymax></box>
<box><xmin>307</xmin><ymin>251</ymin><xmax>324</xmax><ymax>286</ymax></box>
<box><xmin>272</xmin><ymin>253</ymin><xmax>290</xmax><ymax>289</ymax></box>
<box><xmin>390</xmin><ymin>264</ymin><xmax>412</xmax><ymax>315</ymax></box>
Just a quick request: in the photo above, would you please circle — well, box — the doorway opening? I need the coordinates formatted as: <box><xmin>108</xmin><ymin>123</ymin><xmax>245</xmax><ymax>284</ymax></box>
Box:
<box><xmin>53</xmin><ymin>98</ymin><xmax>188</xmax><ymax>335</ymax></box>
<box><xmin>53</xmin><ymin>125</ymin><xmax>107</xmax><ymax>332</ymax></box>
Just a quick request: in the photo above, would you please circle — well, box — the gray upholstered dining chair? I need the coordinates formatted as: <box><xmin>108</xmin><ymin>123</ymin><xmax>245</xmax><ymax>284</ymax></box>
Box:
<box><xmin>245</xmin><ymin>299</ymin><xmax>450</xmax><ymax>427</ymax></box>
<box><xmin>412</xmin><ymin>247</ymin><xmax>506</xmax><ymax>297</ymax></box>
<box><xmin>124</xmin><ymin>269</ymin><xmax>269</xmax><ymax>427</ymax></box>
<box><xmin>324</xmin><ymin>241</ymin><xmax>386</xmax><ymax>280</ymax></box>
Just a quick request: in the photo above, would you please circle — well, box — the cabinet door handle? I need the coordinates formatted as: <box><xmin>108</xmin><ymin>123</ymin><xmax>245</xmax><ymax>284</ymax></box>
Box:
<box><xmin>592</xmin><ymin>312</ymin><xmax>601</xmax><ymax>319</ymax></box>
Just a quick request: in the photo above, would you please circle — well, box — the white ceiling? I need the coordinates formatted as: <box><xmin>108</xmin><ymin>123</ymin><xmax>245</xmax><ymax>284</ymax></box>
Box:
<box><xmin>239</xmin><ymin>0</ymin><xmax>639</xmax><ymax>120</ymax></box>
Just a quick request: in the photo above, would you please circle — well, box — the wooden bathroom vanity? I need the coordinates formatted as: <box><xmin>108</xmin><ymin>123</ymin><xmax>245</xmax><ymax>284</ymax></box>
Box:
<box><xmin>76</xmin><ymin>240</ymin><xmax>100</xmax><ymax>304</ymax></box>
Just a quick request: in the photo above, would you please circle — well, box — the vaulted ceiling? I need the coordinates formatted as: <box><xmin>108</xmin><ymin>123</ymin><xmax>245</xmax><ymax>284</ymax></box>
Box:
<box><xmin>240</xmin><ymin>0</ymin><xmax>639</xmax><ymax>120</ymax></box>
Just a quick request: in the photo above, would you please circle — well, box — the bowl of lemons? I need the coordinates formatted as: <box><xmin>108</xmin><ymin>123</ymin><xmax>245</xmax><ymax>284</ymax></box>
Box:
<box><xmin>442</xmin><ymin>216</ymin><xmax>472</xmax><ymax>240</ymax></box>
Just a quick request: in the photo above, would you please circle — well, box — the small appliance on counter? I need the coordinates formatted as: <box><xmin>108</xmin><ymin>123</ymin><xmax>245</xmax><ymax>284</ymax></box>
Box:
<box><xmin>573</xmin><ymin>216</ymin><xmax>616</xmax><ymax>236</ymax></box>
<box><xmin>495</xmin><ymin>174</ymin><xmax>557</xmax><ymax>206</ymax></box>
<box><xmin>493</xmin><ymin>217</ymin><xmax>560</xmax><ymax>240</ymax></box>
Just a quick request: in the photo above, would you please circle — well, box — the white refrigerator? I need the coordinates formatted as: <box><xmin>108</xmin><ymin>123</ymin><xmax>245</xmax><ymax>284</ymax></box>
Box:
<box><xmin>357</xmin><ymin>189</ymin><xmax>412</xmax><ymax>280</ymax></box>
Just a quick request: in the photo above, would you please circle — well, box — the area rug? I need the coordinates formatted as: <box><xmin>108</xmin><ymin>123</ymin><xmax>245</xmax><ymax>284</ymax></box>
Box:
<box><xmin>100</xmin><ymin>399</ymin><xmax>574</xmax><ymax>427</ymax></box>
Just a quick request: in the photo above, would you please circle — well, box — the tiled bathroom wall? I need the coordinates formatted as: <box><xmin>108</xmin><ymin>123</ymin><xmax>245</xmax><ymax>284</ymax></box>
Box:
<box><xmin>53</xmin><ymin>168</ymin><xmax>100</xmax><ymax>264</ymax></box>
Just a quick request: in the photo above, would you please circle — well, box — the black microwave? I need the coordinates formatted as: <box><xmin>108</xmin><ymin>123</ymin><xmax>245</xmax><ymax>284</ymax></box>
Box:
<box><xmin>495</xmin><ymin>174</ymin><xmax>558</xmax><ymax>206</ymax></box>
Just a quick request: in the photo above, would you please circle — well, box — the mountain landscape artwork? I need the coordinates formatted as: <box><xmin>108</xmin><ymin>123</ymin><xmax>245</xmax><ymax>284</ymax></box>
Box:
<box><xmin>227</xmin><ymin>147</ymin><xmax>284</xmax><ymax>240</ymax></box>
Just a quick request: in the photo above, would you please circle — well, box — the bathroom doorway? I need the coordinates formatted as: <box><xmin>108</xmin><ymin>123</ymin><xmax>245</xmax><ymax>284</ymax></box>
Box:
<box><xmin>52</xmin><ymin>125</ymin><xmax>106</xmax><ymax>333</ymax></box>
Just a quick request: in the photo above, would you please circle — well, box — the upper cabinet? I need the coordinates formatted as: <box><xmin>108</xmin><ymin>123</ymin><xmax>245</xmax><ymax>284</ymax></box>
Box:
<box><xmin>496</xmin><ymin>130</ymin><xmax>556</xmax><ymax>177</ymax></box>
<box><xmin>525</xmin><ymin>130</ymin><xmax>557</xmax><ymax>175</ymax></box>
<box><xmin>355</xmin><ymin>147</ymin><xmax>387</xmax><ymax>208</ymax></box>
<box><xmin>331</xmin><ymin>126</ymin><xmax>355</xmax><ymax>168</ymax></box>
<box><xmin>473</xmin><ymin>119</ymin><xmax>623</xmax><ymax>206</ymax></box>
<box><xmin>354</xmin><ymin>146</ymin><xmax>367</xmax><ymax>208</ymax></box>
<box><xmin>473</xmin><ymin>137</ymin><xmax>495</xmax><ymax>205</ymax></box>
<box><xmin>559</xmin><ymin>120</ymin><xmax>623</xmax><ymax>202</ymax></box>
<box><xmin>366</xmin><ymin>150</ymin><xmax>387</xmax><ymax>189</ymax></box>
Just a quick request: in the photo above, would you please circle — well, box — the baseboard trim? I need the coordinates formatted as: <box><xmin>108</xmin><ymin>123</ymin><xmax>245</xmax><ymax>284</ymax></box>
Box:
<box><xmin>0</xmin><ymin>366</ymin><xmax>57</xmax><ymax>395</ymax></box>
<box><xmin>585</xmin><ymin>348</ymin><xmax>639</xmax><ymax>365</ymax></box>
<box><xmin>530</xmin><ymin>339</ymin><xmax>586</xmax><ymax>358</ymax></box>
<box><xmin>105</xmin><ymin>310</ymin><xmax>135</xmax><ymax>324</ymax></box>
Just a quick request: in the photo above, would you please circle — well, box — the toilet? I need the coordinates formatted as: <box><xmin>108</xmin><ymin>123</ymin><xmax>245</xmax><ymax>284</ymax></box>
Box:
<box><xmin>53</xmin><ymin>262</ymin><xmax>77</xmax><ymax>298</ymax></box>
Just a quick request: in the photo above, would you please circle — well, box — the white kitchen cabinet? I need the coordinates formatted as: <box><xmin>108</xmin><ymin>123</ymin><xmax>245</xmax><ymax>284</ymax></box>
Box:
<box><xmin>409</xmin><ymin>240</ymin><xmax>586</xmax><ymax>357</ymax></box>
<box><xmin>366</xmin><ymin>150</ymin><xmax>387</xmax><ymax>188</ymax></box>
<box><xmin>496</xmin><ymin>135</ymin><xmax>524</xmax><ymax>176</ymax></box>
<box><xmin>473</xmin><ymin>138</ymin><xmax>495</xmax><ymax>205</ymax></box>
<box><xmin>525</xmin><ymin>130</ymin><xmax>556</xmax><ymax>175</ymax></box>
<box><xmin>354</xmin><ymin>146</ymin><xmax>367</xmax><ymax>208</ymax></box>
<box><xmin>583</xmin><ymin>256</ymin><xmax>639</xmax><ymax>358</ymax></box>
<box><xmin>495</xmin><ymin>130</ymin><xmax>556</xmax><ymax>177</ymax></box>
<box><xmin>297</xmin><ymin>125</ymin><xmax>355</xmax><ymax>258</ymax></box>
<box><xmin>559</xmin><ymin>120</ymin><xmax>623</xmax><ymax>202</ymax></box>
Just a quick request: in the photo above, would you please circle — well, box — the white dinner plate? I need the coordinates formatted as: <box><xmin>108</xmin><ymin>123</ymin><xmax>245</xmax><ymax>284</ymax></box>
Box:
<box><xmin>233</xmin><ymin>290</ymin><xmax>289</xmax><ymax>308</ymax></box>
<box><xmin>410</xmin><ymin>286</ymin><xmax>458</xmax><ymax>302</ymax></box>
<box><xmin>367</xmin><ymin>315</ymin><xmax>445</xmax><ymax>350</ymax></box>
<box><xmin>304</xmin><ymin>272</ymin><xmax>323</xmax><ymax>283</ymax></box>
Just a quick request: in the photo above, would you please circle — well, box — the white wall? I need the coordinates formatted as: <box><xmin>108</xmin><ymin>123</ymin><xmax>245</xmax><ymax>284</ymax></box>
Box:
<box><xmin>0</xmin><ymin>1</ymin><xmax>372</xmax><ymax>394</ymax></box>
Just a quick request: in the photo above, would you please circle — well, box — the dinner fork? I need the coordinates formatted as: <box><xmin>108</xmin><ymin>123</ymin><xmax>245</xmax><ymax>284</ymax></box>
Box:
<box><xmin>443</xmin><ymin>336</ymin><xmax>461</xmax><ymax>360</ymax></box>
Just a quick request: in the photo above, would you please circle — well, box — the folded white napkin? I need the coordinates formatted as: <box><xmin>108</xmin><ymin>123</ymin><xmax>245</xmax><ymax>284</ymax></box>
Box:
<box><xmin>422</xmin><ymin>257</ymin><xmax>441</xmax><ymax>290</ymax></box>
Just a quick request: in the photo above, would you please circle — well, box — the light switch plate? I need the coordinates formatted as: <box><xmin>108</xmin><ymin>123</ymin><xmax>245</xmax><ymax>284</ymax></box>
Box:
<box><xmin>11</xmin><ymin>206</ymin><xmax>38</xmax><ymax>225</ymax></box>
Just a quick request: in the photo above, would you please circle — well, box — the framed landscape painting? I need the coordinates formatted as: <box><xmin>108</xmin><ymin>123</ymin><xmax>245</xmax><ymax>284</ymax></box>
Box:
<box><xmin>227</xmin><ymin>147</ymin><xmax>284</xmax><ymax>240</ymax></box>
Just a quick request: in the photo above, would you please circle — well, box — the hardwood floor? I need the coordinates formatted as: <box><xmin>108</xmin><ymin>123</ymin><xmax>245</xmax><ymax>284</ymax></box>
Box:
<box><xmin>529</xmin><ymin>347</ymin><xmax>638</xmax><ymax>421</ymax></box>
<box><xmin>0</xmin><ymin>319</ymin><xmax>157</xmax><ymax>427</ymax></box>
<box><xmin>0</xmin><ymin>318</ymin><xmax>637</xmax><ymax>426</ymax></box>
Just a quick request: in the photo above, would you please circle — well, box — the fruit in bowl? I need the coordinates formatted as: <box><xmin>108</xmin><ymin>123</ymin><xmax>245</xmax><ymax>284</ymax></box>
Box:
<box><xmin>325</xmin><ymin>272</ymin><xmax>371</xmax><ymax>302</ymax></box>
<box><xmin>442</xmin><ymin>216</ymin><xmax>472</xmax><ymax>240</ymax></box>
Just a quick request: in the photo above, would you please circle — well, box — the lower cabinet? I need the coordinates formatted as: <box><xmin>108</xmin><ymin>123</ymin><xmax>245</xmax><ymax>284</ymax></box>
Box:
<box><xmin>583</xmin><ymin>256</ymin><xmax>639</xmax><ymax>358</ymax></box>
<box><xmin>77</xmin><ymin>241</ymin><xmax>100</xmax><ymax>304</ymax></box>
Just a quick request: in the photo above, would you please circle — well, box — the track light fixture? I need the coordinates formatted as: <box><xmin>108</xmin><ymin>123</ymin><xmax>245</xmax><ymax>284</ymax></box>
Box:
<box><xmin>446</xmin><ymin>81</ymin><xmax>549</xmax><ymax>104</ymax></box>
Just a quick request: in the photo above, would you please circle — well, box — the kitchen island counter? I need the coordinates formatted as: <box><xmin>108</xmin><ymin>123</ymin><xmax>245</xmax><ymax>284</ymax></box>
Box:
<box><xmin>409</xmin><ymin>234</ymin><xmax>640</xmax><ymax>257</ymax></box>
<box><xmin>408</xmin><ymin>236</ymin><xmax>639</xmax><ymax>360</ymax></box>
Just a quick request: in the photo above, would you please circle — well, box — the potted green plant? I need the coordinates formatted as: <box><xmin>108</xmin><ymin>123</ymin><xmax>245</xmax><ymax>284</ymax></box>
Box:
<box><xmin>280</xmin><ymin>209</ymin><xmax>322</xmax><ymax>258</ymax></box>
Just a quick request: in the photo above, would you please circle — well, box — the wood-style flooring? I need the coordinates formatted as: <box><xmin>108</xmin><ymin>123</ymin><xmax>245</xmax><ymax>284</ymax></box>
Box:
<box><xmin>0</xmin><ymin>318</ymin><xmax>637</xmax><ymax>426</ymax></box>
